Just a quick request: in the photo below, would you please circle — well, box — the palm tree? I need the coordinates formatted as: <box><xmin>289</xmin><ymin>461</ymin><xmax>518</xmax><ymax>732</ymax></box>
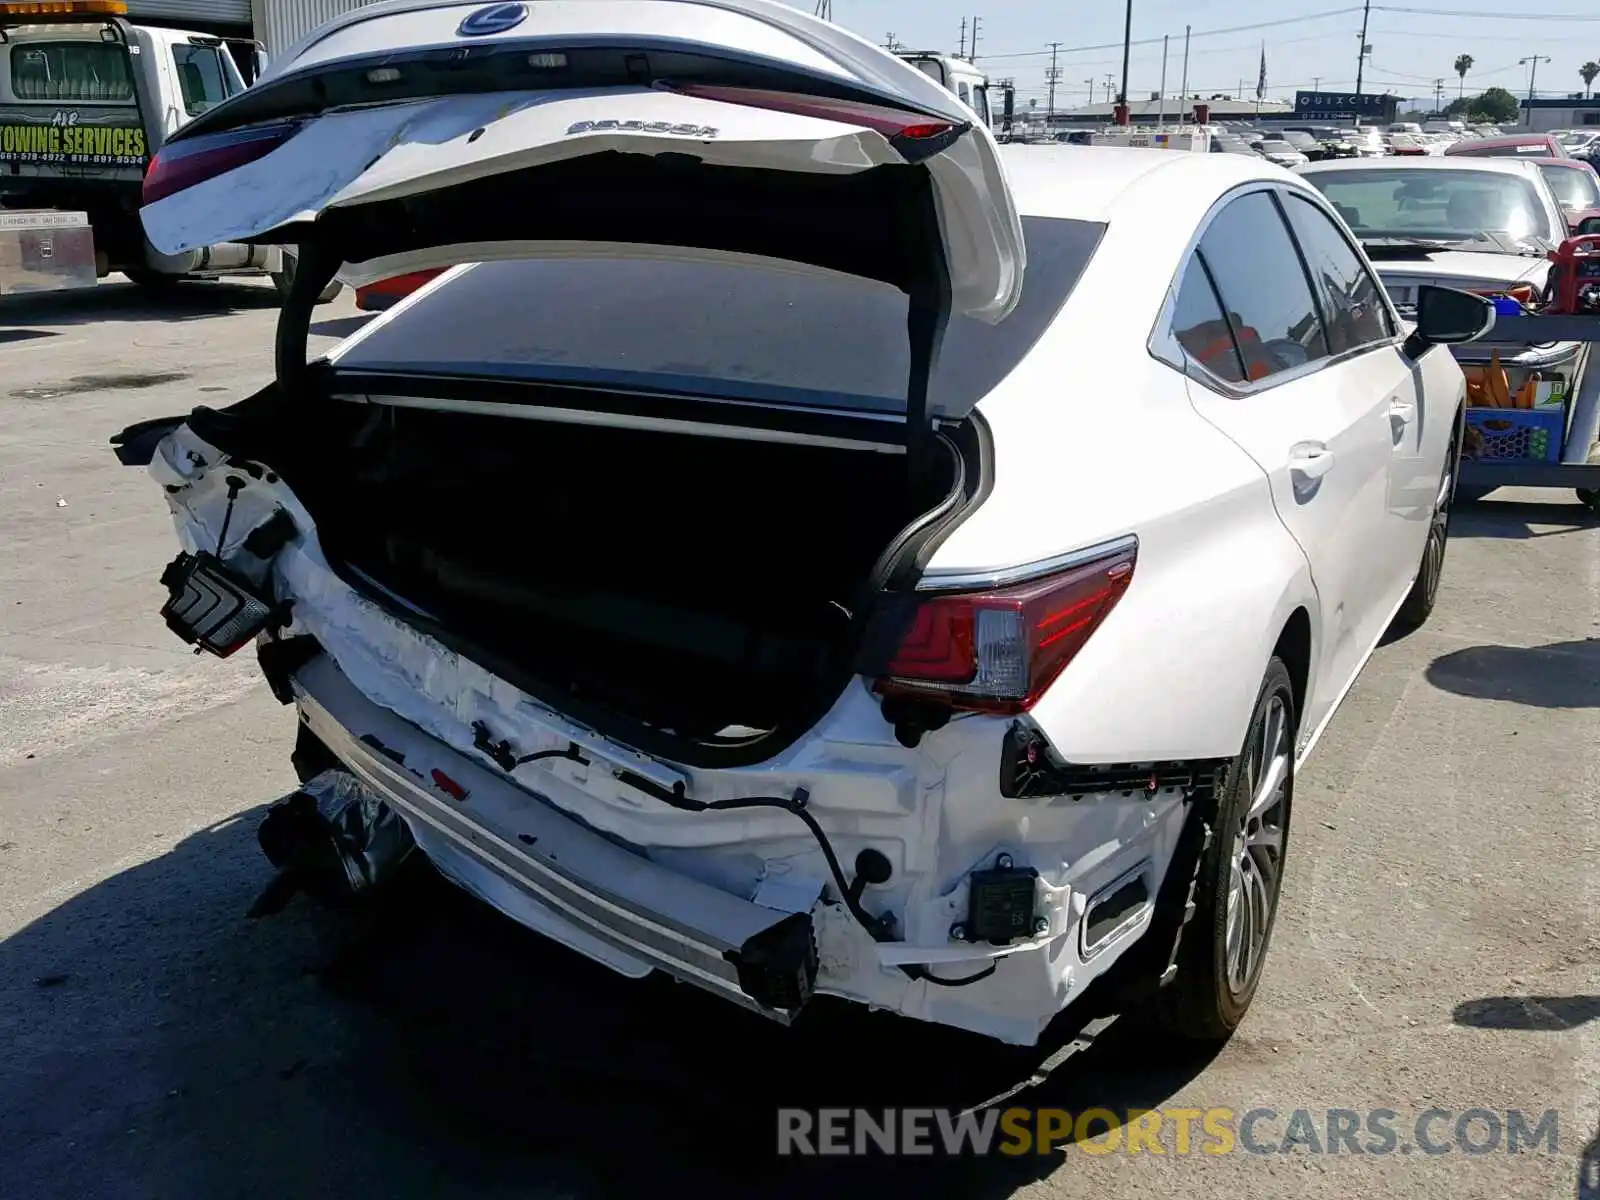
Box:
<box><xmin>1454</xmin><ymin>53</ymin><xmax>1474</xmax><ymax>101</ymax></box>
<box><xmin>1583</xmin><ymin>61</ymin><xmax>1600</xmax><ymax>98</ymax></box>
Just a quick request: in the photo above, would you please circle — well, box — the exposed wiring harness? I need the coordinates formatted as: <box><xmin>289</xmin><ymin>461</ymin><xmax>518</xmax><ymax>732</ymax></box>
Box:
<box><xmin>469</xmin><ymin>719</ymin><xmax>996</xmax><ymax>987</ymax></box>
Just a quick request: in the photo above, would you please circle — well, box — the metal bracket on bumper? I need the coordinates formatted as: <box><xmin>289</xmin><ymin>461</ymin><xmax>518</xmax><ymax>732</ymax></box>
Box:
<box><xmin>289</xmin><ymin>655</ymin><xmax>816</xmax><ymax>1019</ymax></box>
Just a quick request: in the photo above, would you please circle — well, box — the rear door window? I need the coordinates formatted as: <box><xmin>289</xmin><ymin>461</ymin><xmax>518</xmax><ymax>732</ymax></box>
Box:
<box><xmin>8</xmin><ymin>42</ymin><xmax>133</xmax><ymax>103</ymax></box>
<box><xmin>1196</xmin><ymin>190</ymin><xmax>1330</xmax><ymax>383</ymax></box>
<box><xmin>1282</xmin><ymin>193</ymin><xmax>1396</xmax><ymax>353</ymax></box>
<box><xmin>333</xmin><ymin>216</ymin><xmax>1106</xmax><ymax>416</ymax></box>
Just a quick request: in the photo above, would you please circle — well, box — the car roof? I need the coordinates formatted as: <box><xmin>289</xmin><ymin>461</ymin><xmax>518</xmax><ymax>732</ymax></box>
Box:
<box><xmin>1298</xmin><ymin>155</ymin><xmax>1545</xmax><ymax>178</ymax></box>
<box><xmin>1444</xmin><ymin>133</ymin><xmax>1564</xmax><ymax>155</ymax></box>
<box><xmin>999</xmin><ymin>145</ymin><xmax>1290</xmax><ymax>222</ymax></box>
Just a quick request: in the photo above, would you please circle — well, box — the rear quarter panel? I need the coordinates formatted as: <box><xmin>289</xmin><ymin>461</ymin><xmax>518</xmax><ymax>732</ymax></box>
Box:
<box><xmin>926</xmin><ymin>157</ymin><xmax>1322</xmax><ymax>763</ymax></box>
<box><xmin>934</xmin><ymin>355</ymin><xmax>1317</xmax><ymax>765</ymax></box>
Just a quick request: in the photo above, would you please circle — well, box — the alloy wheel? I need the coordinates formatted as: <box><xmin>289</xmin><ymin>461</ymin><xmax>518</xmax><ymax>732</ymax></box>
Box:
<box><xmin>1225</xmin><ymin>691</ymin><xmax>1289</xmax><ymax>994</ymax></box>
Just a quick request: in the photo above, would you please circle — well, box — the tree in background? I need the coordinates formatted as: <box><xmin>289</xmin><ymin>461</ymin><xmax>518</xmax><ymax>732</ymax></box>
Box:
<box><xmin>1444</xmin><ymin>87</ymin><xmax>1521</xmax><ymax>123</ymax></box>
<box><xmin>1454</xmin><ymin>53</ymin><xmax>1474</xmax><ymax>101</ymax></box>
<box><xmin>1583</xmin><ymin>61</ymin><xmax>1600</xmax><ymax>98</ymax></box>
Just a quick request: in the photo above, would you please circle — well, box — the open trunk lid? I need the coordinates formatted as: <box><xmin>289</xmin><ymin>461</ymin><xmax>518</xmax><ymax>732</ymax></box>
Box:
<box><xmin>138</xmin><ymin>0</ymin><xmax>1023</xmax><ymax>338</ymax></box>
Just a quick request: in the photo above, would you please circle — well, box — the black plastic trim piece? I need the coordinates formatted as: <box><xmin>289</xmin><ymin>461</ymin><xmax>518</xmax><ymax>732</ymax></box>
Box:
<box><xmin>258</xmin><ymin>634</ymin><xmax>325</xmax><ymax>704</ymax></box>
<box><xmin>999</xmin><ymin>720</ymin><xmax>1227</xmax><ymax>802</ymax></box>
<box><xmin>724</xmin><ymin>910</ymin><xmax>818</xmax><ymax>1012</ymax></box>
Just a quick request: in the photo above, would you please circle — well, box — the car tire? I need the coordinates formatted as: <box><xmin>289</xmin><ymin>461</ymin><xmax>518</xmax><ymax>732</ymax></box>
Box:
<box><xmin>1152</xmin><ymin>657</ymin><xmax>1295</xmax><ymax>1043</ymax></box>
<box><xmin>272</xmin><ymin>252</ymin><xmax>344</xmax><ymax>305</ymax></box>
<box><xmin>1393</xmin><ymin>410</ymin><xmax>1462</xmax><ymax>633</ymax></box>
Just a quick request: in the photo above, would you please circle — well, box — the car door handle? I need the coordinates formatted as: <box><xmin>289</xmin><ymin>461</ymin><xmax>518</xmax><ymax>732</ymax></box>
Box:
<box><xmin>1288</xmin><ymin>442</ymin><xmax>1336</xmax><ymax>481</ymax></box>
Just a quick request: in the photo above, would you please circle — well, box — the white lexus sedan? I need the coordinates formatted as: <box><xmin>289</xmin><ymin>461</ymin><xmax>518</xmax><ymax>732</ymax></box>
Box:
<box><xmin>112</xmin><ymin>0</ymin><xmax>1493</xmax><ymax>1047</ymax></box>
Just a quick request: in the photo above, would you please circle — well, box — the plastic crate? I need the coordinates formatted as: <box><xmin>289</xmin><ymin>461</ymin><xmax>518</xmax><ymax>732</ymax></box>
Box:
<box><xmin>1463</xmin><ymin>407</ymin><xmax>1566</xmax><ymax>463</ymax></box>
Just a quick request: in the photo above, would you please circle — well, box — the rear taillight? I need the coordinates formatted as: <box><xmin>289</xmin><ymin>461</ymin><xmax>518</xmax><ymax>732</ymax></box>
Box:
<box><xmin>670</xmin><ymin>84</ymin><xmax>958</xmax><ymax>143</ymax></box>
<box><xmin>142</xmin><ymin>122</ymin><xmax>302</xmax><ymax>206</ymax></box>
<box><xmin>876</xmin><ymin>543</ymin><xmax>1137</xmax><ymax>715</ymax></box>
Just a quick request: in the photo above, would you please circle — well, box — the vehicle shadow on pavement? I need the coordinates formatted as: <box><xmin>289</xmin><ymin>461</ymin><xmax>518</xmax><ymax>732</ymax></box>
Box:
<box><xmin>1424</xmin><ymin>639</ymin><xmax>1600</xmax><ymax>708</ymax></box>
<box><xmin>0</xmin><ymin>807</ymin><xmax>1219</xmax><ymax>1199</ymax></box>
<box><xmin>1452</xmin><ymin>499</ymin><xmax>1597</xmax><ymax>541</ymax></box>
<box><xmin>0</xmin><ymin>280</ymin><xmax>279</xmax><ymax>329</ymax></box>
<box><xmin>1453</xmin><ymin>998</ymin><xmax>1600</xmax><ymax>1200</ymax></box>
<box><xmin>309</xmin><ymin>315</ymin><xmax>376</xmax><ymax>340</ymax></box>
<box><xmin>1452</xmin><ymin>995</ymin><xmax>1600</xmax><ymax>1031</ymax></box>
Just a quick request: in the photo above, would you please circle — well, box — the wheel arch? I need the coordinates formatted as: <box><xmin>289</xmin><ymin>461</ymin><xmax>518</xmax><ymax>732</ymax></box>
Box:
<box><xmin>1272</xmin><ymin>606</ymin><xmax>1313</xmax><ymax>735</ymax></box>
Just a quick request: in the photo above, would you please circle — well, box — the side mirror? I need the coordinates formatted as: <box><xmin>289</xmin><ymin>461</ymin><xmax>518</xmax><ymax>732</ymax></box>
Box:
<box><xmin>1403</xmin><ymin>284</ymin><xmax>1496</xmax><ymax>357</ymax></box>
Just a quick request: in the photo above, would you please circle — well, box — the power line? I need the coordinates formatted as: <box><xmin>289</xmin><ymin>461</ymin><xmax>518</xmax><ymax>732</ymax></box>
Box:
<box><xmin>974</xmin><ymin>6</ymin><xmax>1364</xmax><ymax>62</ymax></box>
<box><xmin>1374</xmin><ymin>4</ymin><xmax>1600</xmax><ymax>19</ymax></box>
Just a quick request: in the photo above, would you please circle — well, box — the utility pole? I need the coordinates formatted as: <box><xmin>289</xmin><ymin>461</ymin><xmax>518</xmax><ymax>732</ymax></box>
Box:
<box><xmin>1104</xmin><ymin>73</ymin><xmax>1116</xmax><ymax>105</ymax></box>
<box><xmin>1433</xmin><ymin>77</ymin><xmax>1444</xmax><ymax>114</ymax></box>
<box><xmin>1158</xmin><ymin>34</ymin><xmax>1168</xmax><ymax>127</ymax></box>
<box><xmin>1354</xmin><ymin>0</ymin><xmax>1371</xmax><ymax>96</ymax></box>
<box><xmin>884</xmin><ymin>32</ymin><xmax>899</xmax><ymax>52</ymax></box>
<box><xmin>813</xmin><ymin>0</ymin><xmax>831</xmax><ymax>19</ymax></box>
<box><xmin>1313</xmin><ymin>76</ymin><xmax>1321</xmax><ymax>89</ymax></box>
<box><xmin>1086</xmin><ymin>77</ymin><xmax>1096</xmax><ymax>106</ymax></box>
<box><xmin>969</xmin><ymin>15</ymin><xmax>982</xmax><ymax>61</ymax></box>
<box><xmin>958</xmin><ymin>17</ymin><xmax>966</xmax><ymax>59</ymax></box>
<box><xmin>1179</xmin><ymin>25</ymin><xmax>1191</xmax><ymax>118</ymax></box>
<box><xmin>1520</xmin><ymin>54</ymin><xmax>1550</xmax><ymax>125</ymax></box>
<box><xmin>1046</xmin><ymin>42</ymin><xmax>1062</xmax><ymax>120</ymax></box>
<box><xmin>1117</xmin><ymin>0</ymin><xmax>1133</xmax><ymax>121</ymax></box>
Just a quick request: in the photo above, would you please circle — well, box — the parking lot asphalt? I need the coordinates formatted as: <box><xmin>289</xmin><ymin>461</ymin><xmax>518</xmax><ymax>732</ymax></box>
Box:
<box><xmin>0</xmin><ymin>278</ymin><xmax>1596</xmax><ymax>1200</ymax></box>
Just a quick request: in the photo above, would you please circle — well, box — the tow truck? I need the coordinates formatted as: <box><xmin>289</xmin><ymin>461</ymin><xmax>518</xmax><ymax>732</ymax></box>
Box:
<box><xmin>0</xmin><ymin>0</ymin><xmax>332</xmax><ymax>298</ymax></box>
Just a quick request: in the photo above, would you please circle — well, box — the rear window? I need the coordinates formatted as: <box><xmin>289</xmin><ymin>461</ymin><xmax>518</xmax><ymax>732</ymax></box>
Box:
<box><xmin>334</xmin><ymin>216</ymin><xmax>1105</xmax><ymax>415</ymax></box>
<box><xmin>8</xmin><ymin>41</ymin><xmax>133</xmax><ymax>103</ymax></box>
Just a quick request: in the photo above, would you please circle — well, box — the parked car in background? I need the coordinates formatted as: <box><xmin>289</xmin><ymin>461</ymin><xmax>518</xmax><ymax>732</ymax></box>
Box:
<box><xmin>1444</xmin><ymin>132</ymin><xmax>1567</xmax><ymax>159</ymax></box>
<box><xmin>1253</xmin><ymin>137</ymin><xmax>1311</xmax><ymax>168</ymax></box>
<box><xmin>1557</xmin><ymin>130</ymin><xmax>1600</xmax><ymax>155</ymax></box>
<box><xmin>1347</xmin><ymin>126</ymin><xmax>1388</xmax><ymax>157</ymax></box>
<box><xmin>1297</xmin><ymin>157</ymin><xmax>1567</xmax><ymax>314</ymax></box>
<box><xmin>1278</xmin><ymin>129</ymin><xmax>1329</xmax><ymax>161</ymax></box>
<box><xmin>1388</xmin><ymin>134</ymin><xmax>1430</xmax><ymax>157</ymax></box>
<box><xmin>114</xmin><ymin>0</ymin><xmax>1490</xmax><ymax>1050</ymax></box>
<box><xmin>1211</xmin><ymin>132</ymin><xmax>1261</xmax><ymax>156</ymax></box>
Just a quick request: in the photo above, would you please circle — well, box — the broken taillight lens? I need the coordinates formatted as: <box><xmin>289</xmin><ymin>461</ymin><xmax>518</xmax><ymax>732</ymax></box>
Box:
<box><xmin>159</xmin><ymin>551</ymin><xmax>275</xmax><ymax>657</ymax></box>
<box><xmin>142</xmin><ymin>121</ymin><xmax>303</xmax><ymax>207</ymax></box>
<box><xmin>876</xmin><ymin>543</ymin><xmax>1137</xmax><ymax>715</ymax></box>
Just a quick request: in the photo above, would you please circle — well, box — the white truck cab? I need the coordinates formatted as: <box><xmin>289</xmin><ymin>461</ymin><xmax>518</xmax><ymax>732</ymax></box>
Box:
<box><xmin>0</xmin><ymin>0</ymin><xmax>321</xmax><ymax>296</ymax></box>
<box><xmin>895</xmin><ymin>51</ymin><xmax>1013</xmax><ymax>139</ymax></box>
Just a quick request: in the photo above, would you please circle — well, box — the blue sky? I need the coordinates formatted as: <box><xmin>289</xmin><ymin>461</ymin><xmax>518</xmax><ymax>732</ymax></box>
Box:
<box><xmin>787</xmin><ymin>0</ymin><xmax>1600</xmax><ymax>110</ymax></box>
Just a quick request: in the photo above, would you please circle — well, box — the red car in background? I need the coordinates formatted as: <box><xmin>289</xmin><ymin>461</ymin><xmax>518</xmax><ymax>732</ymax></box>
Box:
<box><xmin>354</xmin><ymin>268</ymin><xmax>449</xmax><ymax>311</ymax></box>
<box><xmin>1444</xmin><ymin>132</ymin><xmax>1567</xmax><ymax>159</ymax></box>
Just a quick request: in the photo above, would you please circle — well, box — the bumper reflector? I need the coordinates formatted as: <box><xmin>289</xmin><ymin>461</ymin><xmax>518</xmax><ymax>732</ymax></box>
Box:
<box><xmin>158</xmin><ymin>551</ymin><xmax>274</xmax><ymax>657</ymax></box>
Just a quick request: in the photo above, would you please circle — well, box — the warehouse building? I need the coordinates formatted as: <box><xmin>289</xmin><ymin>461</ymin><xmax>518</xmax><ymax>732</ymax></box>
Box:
<box><xmin>1518</xmin><ymin>96</ymin><xmax>1600</xmax><ymax>132</ymax></box>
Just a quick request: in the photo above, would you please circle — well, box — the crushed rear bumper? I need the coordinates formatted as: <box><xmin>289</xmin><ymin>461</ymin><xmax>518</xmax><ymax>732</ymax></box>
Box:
<box><xmin>291</xmin><ymin>654</ymin><xmax>815</xmax><ymax>1020</ymax></box>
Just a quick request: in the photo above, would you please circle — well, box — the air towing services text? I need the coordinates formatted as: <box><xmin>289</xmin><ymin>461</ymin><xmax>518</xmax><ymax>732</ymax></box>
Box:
<box><xmin>776</xmin><ymin>1107</ymin><xmax>1563</xmax><ymax>1157</ymax></box>
<box><xmin>0</xmin><ymin>123</ymin><xmax>147</xmax><ymax>166</ymax></box>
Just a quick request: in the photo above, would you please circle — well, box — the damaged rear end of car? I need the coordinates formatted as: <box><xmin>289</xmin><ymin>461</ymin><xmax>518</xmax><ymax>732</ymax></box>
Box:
<box><xmin>111</xmin><ymin>0</ymin><xmax>1209</xmax><ymax>1045</ymax></box>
